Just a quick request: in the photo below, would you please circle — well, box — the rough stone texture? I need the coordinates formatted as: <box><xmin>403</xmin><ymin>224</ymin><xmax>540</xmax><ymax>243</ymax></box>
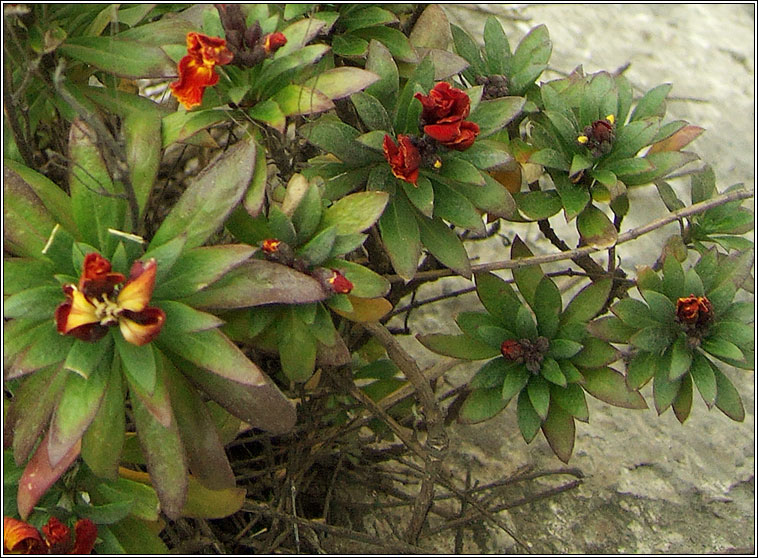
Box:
<box><xmin>387</xmin><ymin>4</ymin><xmax>754</xmax><ymax>554</ymax></box>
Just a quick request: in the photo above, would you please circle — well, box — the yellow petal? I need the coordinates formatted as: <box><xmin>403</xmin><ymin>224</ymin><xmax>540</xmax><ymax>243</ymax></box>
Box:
<box><xmin>62</xmin><ymin>290</ymin><xmax>99</xmax><ymax>333</ymax></box>
<box><xmin>118</xmin><ymin>259</ymin><xmax>157</xmax><ymax>312</ymax></box>
<box><xmin>118</xmin><ymin>308</ymin><xmax>165</xmax><ymax>346</ymax></box>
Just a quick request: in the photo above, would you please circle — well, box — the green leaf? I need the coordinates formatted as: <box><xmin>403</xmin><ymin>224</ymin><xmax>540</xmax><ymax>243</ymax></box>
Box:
<box><xmin>379</xmin><ymin>195</ymin><xmax>421</xmax><ymax>280</ymax></box>
<box><xmin>304</xmin><ymin>67</ymin><xmax>380</xmax><ymax>100</ymax></box>
<box><xmin>3</xmin><ymin>286</ymin><xmax>64</xmax><ymax>321</ymax></box>
<box><xmin>160</xmin><ymin>301</ymin><xmax>224</xmax><ymax>336</ymax></box>
<box><xmin>352</xmin><ymin>91</ymin><xmax>393</xmax><ymax>132</ymax></box>
<box><xmin>691</xmin><ymin>164</ymin><xmax>716</xmax><ymax>204</ymax></box>
<box><xmin>517</xmin><ymin>390</ymin><xmax>542</xmax><ymax>443</ymax></box>
<box><xmin>541</xmin><ymin>403</ymin><xmax>575</xmax><ymax>464</ymax></box>
<box><xmin>689</xmin><ymin>351</ymin><xmax>717</xmax><ymax>408</ymax></box>
<box><xmin>460</xmin><ymin>171</ymin><xmax>518</xmax><ymax>219</ymax></box>
<box><xmin>64</xmin><ymin>337</ymin><xmax>112</xmax><ymax>379</ymax></box>
<box><xmin>274</xmin><ymin>17</ymin><xmax>327</xmax><ymax>57</ymax></box>
<box><xmin>653</xmin><ymin>357</ymin><xmax>681</xmax><ymax>414</ymax></box>
<box><xmin>701</xmin><ymin>337</ymin><xmax>745</xmax><ymax>362</ymax></box>
<box><xmin>559</xmin><ymin>359</ymin><xmax>585</xmax><ymax>384</ymax></box>
<box><xmin>469</xmin><ymin>358</ymin><xmax>511</xmax><ymax>389</ymax></box>
<box><xmin>640</xmin><ymin>289</ymin><xmax>677</xmax><ymax>323</ymax></box>
<box><xmin>150</xmin><ymin>136</ymin><xmax>258</xmax><ymax>250</ymax></box>
<box><xmin>528</xmin><ymin>148</ymin><xmax>569</xmax><ymax>171</ymax></box>
<box><xmin>586</xmin><ymin>316</ymin><xmax>636</xmax><ymax>343</ymax></box>
<box><xmin>300</xmin><ymin>118</ymin><xmax>383</xmax><ymax>167</ymax></box>
<box><xmin>501</xmin><ymin>365</ymin><xmax>530</xmax><ymax>402</ymax></box>
<box><xmin>572</xmin><ymin>337</ymin><xmax>621</xmax><ymax>369</ymax></box>
<box><xmin>630</xmin><ymin>325</ymin><xmax>674</xmax><ymax>354</ymax></box>
<box><xmin>124</xmin><ymin>111</ymin><xmax>161</xmax><ymax>220</ymax></box>
<box><xmin>623</xmin><ymin>151</ymin><xmax>699</xmax><ymax>187</ymax></box>
<box><xmin>654</xmin><ymin>180</ymin><xmax>685</xmax><ymax>211</ymax></box>
<box><xmin>668</xmin><ymin>334</ymin><xmax>693</xmax><ymax>381</ymax></box>
<box><xmin>8</xmin><ymin>322</ymin><xmax>73</xmax><ymax>378</ymax></box>
<box><xmin>81</xmin><ymin>357</ymin><xmax>125</xmax><ymax>480</ymax></box>
<box><xmin>4</xmin><ymin>161</ymin><xmax>77</xmax><ymax>235</ymax></box>
<box><xmin>630</xmin><ymin>83</ymin><xmax>672</xmax><ymax>122</ymax></box>
<box><xmin>115</xmin><ymin>333</ymin><xmax>156</xmax><ymax>395</ymax></box>
<box><xmin>129</xmin><ymin>378</ymin><xmax>188</xmax><ymax>519</ymax></box>
<box><xmin>417</xmin><ymin>333</ymin><xmax>500</xmax><ymax>360</ymax></box>
<box><xmin>468</xmin><ymin>96</ymin><xmax>526</xmax><ymax>138</ymax></box>
<box><xmin>609</xmin><ymin>119</ymin><xmax>660</xmax><ymax>160</ymax></box>
<box><xmin>561</xmin><ymin>279</ymin><xmax>612</xmax><ymax>325</ymax></box>
<box><xmin>458</xmin><ymin>388</ymin><xmax>508</xmax><ymax>423</ymax></box>
<box><xmin>709</xmin><ymin>321</ymin><xmax>755</xmax><ymax>350</ymax></box>
<box><xmin>48</xmin><ymin>366</ymin><xmax>109</xmax><ymax>467</ymax></box>
<box><xmin>547</xmin><ymin>339</ymin><xmax>584</xmax><ymax>360</ymax></box>
<box><xmin>533</xmin><ymin>277</ymin><xmax>562</xmax><ymax>338</ymax></box>
<box><xmin>581</xmin><ymin>71</ymin><xmax>616</xmax><ymax>124</ymax></box>
<box><xmin>60</xmin><ymin>37</ymin><xmax>175</xmax><ymax>78</ymax></box>
<box><xmin>661</xmin><ymin>254</ymin><xmax>685</xmax><ymax>301</ymax></box>
<box><xmin>483</xmin><ymin>16</ymin><xmax>511</xmax><ymax>74</ymax></box>
<box><xmin>273</xmin><ymin>84</ymin><xmax>335</xmax><ymax>117</ymax></box>
<box><xmin>431</xmin><ymin>179</ymin><xmax>485</xmax><ymax>233</ymax></box>
<box><xmin>278</xmin><ymin>311</ymin><xmax>317</xmax><ymax>382</ymax></box>
<box><xmin>364</xmin><ymin>39</ymin><xmax>399</xmax><ymax>111</ymax></box>
<box><xmin>437</xmin><ymin>156</ymin><xmax>485</xmax><ymax>186</ymax></box>
<box><xmin>3</xmin><ymin>258</ymin><xmax>56</xmax><ymax>297</ymax></box>
<box><xmin>298</xmin><ymin>226</ymin><xmax>337</xmax><ymax>266</ymax></box>
<box><xmin>611</xmin><ymin>297</ymin><xmax>657</xmax><ymax>328</ymax></box>
<box><xmin>404</xmin><ymin>175</ymin><xmax>434</xmax><ymax>217</ymax></box>
<box><xmin>320</xmin><ymin>191</ymin><xmax>389</xmax><ymax>235</ymax></box>
<box><xmin>583</xmin><ymin>367</ymin><xmax>648</xmax><ymax>409</ymax></box>
<box><xmin>342</xmin><ymin>6</ymin><xmax>397</xmax><ymax>32</ymax></box>
<box><xmin>713</xmin><ymin>366</ymin><xmax>745</xmax><ymax>422</ymax></box>
<box><xmin>513</xmin><ymin>305</ymin><xmax>538</xmax><ymax>340</ymax></box>
<box><xmin>626</xmin><ymin>351</ymin><xmax>656</xmax><ymax>390</ymax></box>
<box><xmin>672</xmin><ymin>373</ymin><xmax>693</xmax><ymax>424</ymax></box>
<box><xmin>417</xmin><ymin>215</ymin><xmax>471</xmax><ymax>278</ymax></box>
<box><xmin>248</xmin><ymin>99</ymin><xmax>286</xmax><ymax>133</ymax></box>
<box><xmin>541</xmin><ymin>357</ymin><xmax>567</xmax><ymax>387</ymax></box>
<box><xmin>552</xmin><ymin>173</ymin><xmax>590</xmax><ymax>221</ymax></box>
<box><xmin>577</xmin><ymin>204</ymin><xmax>618</xmax><ymax>248</ymax></box>
<box><xmin>162</xmin><ymin>109</ymin><xmax>229</xmax><ymax>148</ymax></box>
<box><xmin>182</xmin><ymin>260</ymin><xmax>327</xmax><ymax>309</ymax></box>
<box><xmin>510</xmin><ymin>236</ymin><xmax>543</xmax><ymax>307</ymax></box>
<box><xmin>509</xmin><ymin>24</ymin><xmax>552</xmax><ymax>95</ymax></box>
<box><xmin>513</xmin><ymin>190</ymin><xmax>563</xmax><ymax>220</ymax></box>
<box><xmin>325</xmin><ymin>260</ymin><xmax>390</xmax><ymax>298</ymax></box>
<box><xmin>450</xmin><ymin>24</ymin><xmax>485</xmax><ymax>75</ymax></box>
<box><xmin>474</xmin><ymin>272</ymin><xmax>522</xmax><ymax>325</ymax></box>
<box><xmin>68</xmin><ymin>119</ymin><xmax>127</xmax><ymax>254</ymax></box>
<box><xmin>550</xmin><ymin>383</ymin><xmax>589</xmax><ymax>422</ymax></box>
<box><xmin>352</xmin><ymin>25</ymin><xmax>417</xmax><ymax>63</ymax></box>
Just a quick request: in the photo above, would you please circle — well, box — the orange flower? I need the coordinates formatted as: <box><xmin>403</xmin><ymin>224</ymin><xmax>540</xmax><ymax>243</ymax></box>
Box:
<box><xmin>55</xmin><ymin>254</ymin><xmax>165</xmax><ymax>346</ymax></box>
<box><xmin>3</xmin><ymin>517</ymin><xmax>97</xmax><ymax>554</ymax></box>
<box><xmin>383</xmin><ymin>134</ymin><xmax>421</xmax><ymax>186</ymax></box>
<box><xmin>676</xmin><ymin>294</ymin><xmax>713</xmax><ymax>327</ymax></box>
<box><xmin>263</xmin><ymin>32</ymin><xmax>287</xmax><ymax>54</ymax></box>
<box><xmin>4</xmin><ymin>517</ymin><xmax>46</xmax><ymax>554</ymax></box>
<box><xmin>326</xmin><ymin>269</ymin><xmax>353</xmax><ymax>295</ymax></box>
<box><xmin>261</xmin><ymin>238</ymin><xmax>282</xmax><ymax>254</ymax></box>
<box><xmin>170</xmin><ymin>32</ymin><xmax>233</xmax><ymax>109</ymax></box>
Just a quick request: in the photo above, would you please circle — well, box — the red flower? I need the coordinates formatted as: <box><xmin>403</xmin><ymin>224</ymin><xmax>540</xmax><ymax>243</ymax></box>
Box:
<box><xmin>263</xmin><ymin>32</ymin><xmax>287</xmax><ymax>54</ymax></box>
<box><xmin>4</xmin><ymin>517</ymin><xmax>46</xmax><ymax>554</ymax></box>
<box><xmin>676</xmin><ymin>294</ymin><xmax>713</xmax><ymax>327</ymax></box>
<box><xmin>424</xmin><ymin>118</ymin><xmax>480</xmax><ymax>151</ymax></box>
<box><xmin>170</xmin><ymin>32</ymin><xmax>234</xmax><ymax>109</ymax></box>
<box><xmin>55</xmin><ymin>254</ymin><xmax>165</xmax><ymax>346</ymax></box>
<box><xmin>577</xmin><ymin>114</ymin><xmax>616</xmax><ymax>157</ymax></box>
<box><xmin>326</xmin><ymin>269</ymin><xmax>353</xmax><ymax>295</ymax></box>
<box><xmin>383</xmin><ymin>134</ymin><xmax>421</xmax><ymax>186</ymax></box>
<box><xmin>501</xmin><ymin>339</ymin><xmax>524</xmax><ymax>361</ymax></box>
<box><xmin>3</xmin><ymin>517</ymin><xmax>97</xmax><ymax>554</ymax></box>
<box><xmin>415</xmin><ymin>82</ymin><xmax>471</xmax><ymax>123</ymax></box>
<box><xmin>261</xmin><ymin>238</ymin><xmax>282</xmax><ymax>254</ymax></box>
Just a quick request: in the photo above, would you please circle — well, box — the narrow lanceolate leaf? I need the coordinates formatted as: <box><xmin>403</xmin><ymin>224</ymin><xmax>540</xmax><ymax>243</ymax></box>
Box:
<box><xmin>64</xmin><ymin>337</ymin><xmax>112</xmax><ymax>379</ymax></box>
<box><xmin>4</xmin><ymin>162</ymin><xmax>58</xmax><ymax>258</ymax></box>
<box><xmin>129</xmin><ymin>381</ymin><xmax>188</xmax><ymax>520</ymax></box>
<box><xmin>180</xmin><ymin>359</ymin><xmax>297</xmax><ymax>435</ymax></box>
<box><xmin>164</xmin><ymin>360</ymin><xmax>235</xmax><ymax>491</ymax></box>
<box><xmin>379</xmin><ymin>195</ymin><xmax>421</xmax><ymax>281</ymax></box>
<box><xmin>60</xmin><ymin>37</ymin><xmax>176</xmax><ymax>78</ymax></box>
<box><xmin>417</xmin><ymin>334</ymin><xmax>501</xmax><ymax>360</ymax></box>
<box><xmin>417</xmin><ymin>215</ymin><xmax>472</xmax><ymax>278</ymax></box>
<box><xmin>115</xmin><ymin>333</ymin><xmax>156</xmax><ymax>396</ymax></box>
<box><xmin>82</xmin><ymin>357</ymin><xmax>126</xmax><ymax>480</ymax></box>
<box><xmin>150</xmin><ymin>136</ymin><xmax>258</xmax><ymax>250</ymax></box>
<box><xmin>124</xmin><ymin>110</ymin><xmax>162</xmax><ymax>220</ymax></box>
<box><xmin>672</xmin><ymin>373</ymin><xmax>693</xmax><ymax>424</ymax></box>
<box><xmin>17</xmin><ymin>431</ymin><xmax>81</xmax><ymax>520</ymax></box>
<box><xmin>181</xmin><ymin>260</ymin><xmax>328</xmax><ymax>309</ymax></box>
<box><xmin>69</xmin><ymin>118</ymin><xmax>127</xmax><ymax>254</ymax></box>
<box><xmin>458</xmin><ymin>388</ymin><xmax>509</xmax><ymax>423</ymax></box>
<box><xmin>713</xmin><ymin>366</ymin><xmax>745</xmax><ymax>422</ymax></box>
<box><xmin>541</xmin><ymin>404</ymin><xmax>575</xmax><ymax>464</ymax></box>
<box><xmin>517</xmin><ymin>390</ymin><xmax>542</xmax><ymax>443</ymax></box>
<box><xmin>48</xmin><ymin>366</ymin><xmax>109</xmax><ymax>468</ymax></box>
<box><xmin>582</xmin><ymin>367</ymin><xmax>648</xmax><ymax>409</ymax></box>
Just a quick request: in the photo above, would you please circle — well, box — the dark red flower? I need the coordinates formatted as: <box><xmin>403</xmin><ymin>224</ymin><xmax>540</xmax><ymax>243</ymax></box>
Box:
<box><xmin>577</xmin><ymin>114</ymin><xmax>616</xmax><ymax>157</ymax></box>
<box><xmin>170</xmin><ymin>32</ymin><xmax>234</xmax><ymax>109</ymax></box>
<box><xmin>327</xmin><ymin>269</ymin><xmax>353</xmax><ymax>295</ymax></box>
<box><xmin>3</xmin><ymin>516</ymin><xmax>97</xmax><ymax>554</ymax></box>
<box><xmin>263</xmin><ymin>32</ymin><xmax>287</xmax><ymax>54</ymax></box>
<box><xmin>501</xmin><ymin>339</ymin><xmax>524</xmax><ymax>361</ymax></box>
<box><xmin>424</xmin><ymin>118</ymin><xmax>480</xmax><ymax>151</ymax></box>
<box><xmin>415</xmin><ymin>82</ymin><xmax>471</xmax><ymax>124</ymax></box>
<box><xmin>676</xmin><ymin>294</ymin><xmax>713</xmax><ymax>327</ymax></box>
<box><xmin>70</xmin><ymin>520</ymin><xmax>97</xmax><ymax>555</ymax></box>
<box><xmin>383</xmin><ymin>134</ymin><xmax>421</xmax><ymax>186</ymax></box>
<box><xmin>42</xmin><ymin>517</ymin><xmax>70</xmax><ymax>555</ymax></box>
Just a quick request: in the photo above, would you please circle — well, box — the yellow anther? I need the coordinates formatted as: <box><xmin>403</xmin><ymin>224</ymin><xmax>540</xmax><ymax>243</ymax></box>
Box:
<box><xmin>605</xmin><ymin>114</ymin><xmax>615</xmax><ymax>125</ymax></box>
<box><xmin>433</xmin><ymin>159</ymin><xmax>442</xmax><ymax>169</ymax></box>
<box><xmin>577</xmin><ymin>135</ymin><xmax>589</xmax><ymax>144</ymax></box>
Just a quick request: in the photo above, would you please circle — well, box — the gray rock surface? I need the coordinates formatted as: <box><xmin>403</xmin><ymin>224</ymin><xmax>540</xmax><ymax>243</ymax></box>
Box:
<box><xmin>390</xmin><ymin>4</ymin><xmax>754</xmax><ymax>554</ymax></box>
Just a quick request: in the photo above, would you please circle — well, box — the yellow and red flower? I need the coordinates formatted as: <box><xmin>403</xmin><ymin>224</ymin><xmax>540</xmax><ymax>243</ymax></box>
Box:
<box><xmin>3</xmin><ymin>516</ymin><xmax>97</xmax><ymax>554</ymax></box>
<box><xmin>326</xmin><ymin>269</ymin><xmax>353</xmax><ymax>295</ymax></box>
<box><xmin>170</xmin><ymin>32</ymin><xmax>234</xmax><ymax>109</ymax></box>
<box><xmin>263</xmin><ymin>32</ymin><xmax>287</xmax><ymax>54</ymax></box>
<box><xmin>55</xmin><ymin>253</ymin><xmax>165</xmax><ymax>346</ymax></box>
<box><xmin>383</xmin><ymin>134</ymin><xmax>421</xmax><ymax>186</ymax></box>
<box><xmin>676</xmin><ymin>294</ymin><xmax>713</xmax><ymax>327</ymax></box>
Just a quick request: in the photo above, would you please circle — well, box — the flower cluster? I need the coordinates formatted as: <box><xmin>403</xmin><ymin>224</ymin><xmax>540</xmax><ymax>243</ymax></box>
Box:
<box><xmin>55</xmin><ymin>253</ymin><xmax>165</xmax><ymax>346</ymax></box>
<box><xmin>170</xmin><ymin>32</ymin><xmax>234</xmax><ymax>109</ymax></box>
<box><xmin>383</xmin><ymin>82</ymin><xmax>480</xmax><ymax>186</ymax></box>
<box><xmin>676</xmin><ymin>294</ymin><xmax>714</xmax><ymax>329</ymax></box>
<box><xmin>3</xmin><ymin>516</ymin><xmax>97</xmax><ymax>554</ymax></box>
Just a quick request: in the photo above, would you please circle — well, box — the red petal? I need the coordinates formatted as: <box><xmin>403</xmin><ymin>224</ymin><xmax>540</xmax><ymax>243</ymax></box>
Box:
<box><xmin>71</xmin><ymin>519</ymin><xmax>97</xmax><ymax>554</ymax></box>
<box><xmin>424</xmin><ymin>120</ymin><xmax>462</xmax><ymax>142</ymax></box>
<box><xmin>170</xmin><ymin>56</ymin><xmax>219</xmax><ymax>109</ymax></box>
<box><xmin>3</xmin><ymin>517</ymin><xmax>47</xmax><ymax>554</ymax></box>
